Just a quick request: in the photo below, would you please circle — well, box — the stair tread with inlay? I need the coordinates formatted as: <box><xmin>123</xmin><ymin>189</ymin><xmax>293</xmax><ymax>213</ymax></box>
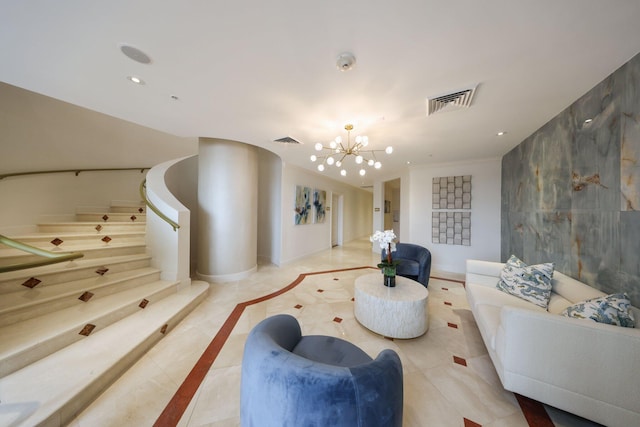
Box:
<box><xmin>5</xmin><ymin>231</ymin><xmax>146</xmax><ymax>243</ymax></box>
<box><xmin>37</xmin><ymin>222</ymin><xmax>146</xmax><ymax>233</ymax></box>
<box><xmin>0</xmin><ymin>266</ymin><xmax>162</xmax><ymax>321</ymax></box>
<box><xmin>0</xmin><ymin>281</ymin><xmax>209</xmax><ymax>427</ymax></box>
<box><xmin>0</xmin><ymin>278</ymin><xmax>180</xmax><ymax>377</ymax></box>
<box><xmin>74</xmin><ymin>212</ymin><xmax>147</xmax><ymax>222</ymax></box>
<box><xmin>0</xmin><ymin>253</ymin><xmax>152</xmax><ymax>289</ymax></box>
<box><xmin>0</xmin><ymin>242</ymin><xmax>147</xmax><ymax>266</ymax></box>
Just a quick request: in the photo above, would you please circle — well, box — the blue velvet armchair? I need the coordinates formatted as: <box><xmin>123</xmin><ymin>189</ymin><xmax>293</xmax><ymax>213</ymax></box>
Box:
<box><xmin>382</xmin><ymin>242</ymin><xmax>431</xmax><ymax>287</ymax></box>
<box><xmin>240</xmin><ymin>314</ymin><xmax>403</xmax><ymax>427</ymax></box>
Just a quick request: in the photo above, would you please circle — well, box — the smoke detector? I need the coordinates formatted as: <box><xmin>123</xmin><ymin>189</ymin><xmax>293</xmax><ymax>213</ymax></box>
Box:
<box><xmin>336</xmin><ymin>52</ymin><xmax>356</xmax><ymax>71</ymax></box>
<box><xmin>427</xmin><ymin>85</ymin><xmax>478</xmax><ymax>116</ymax></box>
<box><xmin>119</xmin><ymin>44</ymin><xmax>152</xmax><ymax>64</ymax></box>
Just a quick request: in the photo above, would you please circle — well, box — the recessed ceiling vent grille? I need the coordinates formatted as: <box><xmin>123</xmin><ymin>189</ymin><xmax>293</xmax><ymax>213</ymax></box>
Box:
<box><xmin>427</xmin><ymin>85</ymin><xmax>477</xmax><ymax>116</ymax></box>
<box><xmin>274</xmin><ymin>136</ymin><xmax>302</xmax><ymax>144</ymax></box>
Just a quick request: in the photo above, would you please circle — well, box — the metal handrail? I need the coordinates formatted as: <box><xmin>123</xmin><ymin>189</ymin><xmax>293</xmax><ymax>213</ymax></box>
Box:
<box><xmin>0</xmin><ymin>234</ymin><xmax>84</xmax><ymax>273</ymax></box>
<box><xmin>139</xmin><ymin>179</ymin><xmax>180</xmax><ymax>231</ymax></box>
<box><xmin>0</xmin><ymin>167</ymin><xmax>149</xmax><ymax>180</ymax></box>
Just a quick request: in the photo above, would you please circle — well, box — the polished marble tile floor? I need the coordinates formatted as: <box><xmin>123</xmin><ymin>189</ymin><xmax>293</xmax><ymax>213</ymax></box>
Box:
<box><xmin>70</xmin><ymin>239</ymin><xmax>602</xmax><ymax>427</ymax></box>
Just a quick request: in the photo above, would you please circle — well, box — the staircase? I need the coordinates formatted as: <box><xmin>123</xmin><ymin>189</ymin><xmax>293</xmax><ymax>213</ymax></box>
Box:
<box><xmin>0</xmin><ymin>202</ymin><xmax>209</xmax><ymax>426</ymax></box>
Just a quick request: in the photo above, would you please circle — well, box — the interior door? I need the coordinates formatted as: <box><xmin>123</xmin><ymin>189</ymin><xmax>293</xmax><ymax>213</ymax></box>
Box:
<box><xmin>331</xmin><ymin>193</ymin><xmax>340</xmax><ymax>247</ymax></box>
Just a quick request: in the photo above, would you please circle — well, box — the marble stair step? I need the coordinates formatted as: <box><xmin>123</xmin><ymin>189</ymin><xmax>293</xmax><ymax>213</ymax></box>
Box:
<box><xmin>0</xmin><ymin>267</ymin><xmax>162</xmax><ymax>327</ymax></box>
<box><xmin>107</xmin><ymin>204</ymin><xmax>146</xmax><ymax>214</ymax></box>
<box><xmin>0</xmin><ymin>242</ymin><xmax>147</xmax><ymax>267</ymax></box>
<box><xmin>0</xmin><ymin>253</ymin><xmax>152</xmax><ymax>293</ymax></box>
<box><xmin>0</xmin><ymin>278</ymin><xmax>180</xmax><ymax>378</ymax></box>
<box><xmin>0</xmin><ymin>281</ymin><xmax>209</xmax><ymax>427</ymax></box>
<box><xmin>75</xmin><ymin>212</ymin><xmax>146</xmax><ymax>222</ymax></box>
<box><xmin>37</xmin><ymin>221</ymin><xmax>146</xmax><ymax>233</ymax></box>
<box><xmin>3</xmin><ymin>231</ymin><xmax>146</xmax><ymax>248</ymax></box>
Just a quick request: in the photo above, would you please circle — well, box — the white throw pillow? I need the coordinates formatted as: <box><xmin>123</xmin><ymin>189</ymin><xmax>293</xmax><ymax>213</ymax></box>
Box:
<box><xmin>561</xmin><ymin>293</ymin><xmax>636</xmax><ymax>328</ymax></box>
<box><xmin>496</xmin><ymin>255</ymin><xmax>555</xmax><ymax>309</ymax></box>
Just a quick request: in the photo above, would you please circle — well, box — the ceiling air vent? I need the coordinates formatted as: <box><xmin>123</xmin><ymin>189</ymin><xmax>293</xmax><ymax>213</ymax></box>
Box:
<box><xmin>274</xmin><ymin>136</ymin><xmax>302</xmax><ymax>144</ymax></box>
<box><xmin>427</xmin><ymin>85</ymin><xmax>477</xmax><ymax>116</ymax></box>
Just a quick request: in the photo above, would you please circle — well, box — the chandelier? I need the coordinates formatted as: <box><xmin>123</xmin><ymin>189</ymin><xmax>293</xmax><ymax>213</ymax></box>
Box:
<box><xmin>310</xmin><ymin>124</ymin><xmax>393</xmax><ymax>176</ymax></box>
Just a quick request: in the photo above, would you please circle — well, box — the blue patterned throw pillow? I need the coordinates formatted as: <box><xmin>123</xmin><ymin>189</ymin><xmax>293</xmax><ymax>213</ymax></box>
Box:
<box><xmin>496</xmin><ymin>255</ymin><xmax>555</xmax><ymax>309</ymax></box>
<box><xmin>561</xmin><ymin>293</ymin><xmax>636</xmax><ymax>328</ymax></box>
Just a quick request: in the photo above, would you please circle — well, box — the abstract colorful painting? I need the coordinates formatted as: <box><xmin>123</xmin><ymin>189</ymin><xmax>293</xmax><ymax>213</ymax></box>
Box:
<box><xmin>294</xmin><ymin>185</ymin><xmax>312</xmax><ymax>225</ymax></box>
<box><xmin>313</xmin><ymin>189</ymin><xmax>326</xmax><ymax>223</ymax></box>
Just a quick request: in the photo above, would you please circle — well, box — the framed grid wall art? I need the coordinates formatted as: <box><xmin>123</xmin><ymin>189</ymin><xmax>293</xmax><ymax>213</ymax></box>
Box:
<box><xmin>432</xmin><ymin>175</ymin><xmax>472</xmax><ymax>246</ymax></box>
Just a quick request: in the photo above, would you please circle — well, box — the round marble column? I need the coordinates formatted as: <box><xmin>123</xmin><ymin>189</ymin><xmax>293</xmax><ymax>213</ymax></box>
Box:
<box><xmin>197</xmin><ymin>138</ymin><xmax>257</xmax><ymax>282</ymax></box>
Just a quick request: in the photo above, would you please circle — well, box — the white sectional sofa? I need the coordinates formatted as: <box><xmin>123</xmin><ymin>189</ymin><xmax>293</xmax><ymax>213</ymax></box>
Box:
<box><xmin>465</xmin><ymin>259</ymin><xmax>640</xmax><ymax>427</ymax></box>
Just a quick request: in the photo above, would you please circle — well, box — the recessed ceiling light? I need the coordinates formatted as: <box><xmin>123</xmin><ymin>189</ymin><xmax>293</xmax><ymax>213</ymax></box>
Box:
<box><xmin>497</xmin><ymin>131</ymin><xmax>506</xmax><ymax>136</ymax></box>
<box><xmin>584</xmin><ymin>118</ymin><xmax>593</xmax><ymax>124</ymax></box>
<box><xmin>127</xmin><ymin>76</ymin><xmax>145</xmax><ymax>85</ymax></box>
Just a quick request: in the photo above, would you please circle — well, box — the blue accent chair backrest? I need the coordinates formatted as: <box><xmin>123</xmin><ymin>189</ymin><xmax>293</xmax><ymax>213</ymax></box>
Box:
<box><xmin>382</xmin><ymin>242</ymin><xmax>432</xmax><ymax>287</ymax></box>
<box><xmin>240</xmin><ymin>314</ymin><xmax>403</xmax><ymax>427</ymax></box>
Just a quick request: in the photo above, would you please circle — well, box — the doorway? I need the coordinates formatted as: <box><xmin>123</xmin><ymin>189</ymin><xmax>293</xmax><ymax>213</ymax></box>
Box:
<box><xmin>383</xmin><ymin>179</ymin><xmax>401</xmax><ymax>240</ymax></box>
<box><xmin>331</xmin><ymin>193</ymin><xmax>343</xmax><ymax>247</ymax></box>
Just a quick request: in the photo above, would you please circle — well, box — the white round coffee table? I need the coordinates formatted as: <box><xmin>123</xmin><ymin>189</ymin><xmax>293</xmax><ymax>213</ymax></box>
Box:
<box><xmin>354</xmin><ymin>272</ymin><xmax>429</xmax><ymax>339</ymax></box>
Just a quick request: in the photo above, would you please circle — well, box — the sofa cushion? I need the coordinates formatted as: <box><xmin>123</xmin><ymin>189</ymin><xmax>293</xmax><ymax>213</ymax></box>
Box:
<box><xmin>496</xmin><ymin>255</ymin><xmax>554</xmax><ymax>309</ymax></box>
<box><xmin>546</xmin><ymin>292</ymin><xmax>574</xmax><ymax>315</ymax></box>
<box><xmin>466</xmin><ymin>282</ymin><xmax>546</xmax><ymax>312</ymax></box>
<box><xmin>551</xmin><ymin>270</ymin><xmax>606</xmax><ymax>304</ymax></box>
<box><xmin>473</xmin><ymin>303</ymin><xmax>503</xmax><ymax>351</ymax></box>
<box><xmin>561</xmin><ymin>293</ymin><xmax>636</xmax><ymax>328</ymax></box>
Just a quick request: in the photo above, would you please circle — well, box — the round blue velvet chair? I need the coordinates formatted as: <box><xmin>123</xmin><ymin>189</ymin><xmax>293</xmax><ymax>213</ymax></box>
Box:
<box><xmin>382</xmin><ymin>242</ymin><xmax>432</xmax><ymax>287</ymax></box>
<box><xmin>240</xmin><ymin>314</ymin><xmax>403</xmax><ymax>427</ymax></box>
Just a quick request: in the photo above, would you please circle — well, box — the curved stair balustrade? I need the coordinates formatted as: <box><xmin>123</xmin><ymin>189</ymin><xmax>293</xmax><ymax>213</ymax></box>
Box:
<box><xmin>139</xmin><ymin>179</ymin><xmax>180</xmax><ymax>231</ymax></box>
<box><xmin>0</xmin><ymin>234</ymin><xmax>84</xmax><ymax>273</ymax></box>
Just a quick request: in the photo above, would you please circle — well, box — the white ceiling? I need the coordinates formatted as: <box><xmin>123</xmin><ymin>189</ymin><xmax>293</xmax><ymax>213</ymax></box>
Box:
<box><xmin>2</xmin><ymin>1</ymin><xmax>640</xmax><ymax>188</ymax></box>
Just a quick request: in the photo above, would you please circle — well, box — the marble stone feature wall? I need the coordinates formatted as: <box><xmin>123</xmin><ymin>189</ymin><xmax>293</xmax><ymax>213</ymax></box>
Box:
<box><xmin>502</xmin><ymin>51</ymin><xmax>640</xmax><ymax>307</ymax></box>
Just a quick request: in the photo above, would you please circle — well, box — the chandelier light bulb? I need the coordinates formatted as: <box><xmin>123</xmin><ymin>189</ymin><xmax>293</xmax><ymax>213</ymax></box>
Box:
<box><xmin>318</xmin><ymin>164</ymin><xmax>325</xmax><ymax>172</ymax></box>
<box><xmin>315</xmin><ymin>142</ymin><xmax>323</xmax><ymax>151</ymax></box>
<box><xmin>310</xmin><ymin>155</ymin><xmax>317</xmax><ymax>162</ymax></box>
<box><xmin>335</xmin><ymin>136</ymin><xmax>342</xmax><ymax>144</ymax></box>
<box><xmin>374</xmin><ymin>161</ymin><xmax>382</xmax><ymax>169</ymax></box>
<box><xmin>355</xmin><ymin>155</ymin><xmax>363</xmax><ymax>164</ymax></box>
<box><xmin>326</xmin><ymin>156</ymin><xmax>335</xmax><ymax>165</ymax></box>
<box><xmin>385</xmin><ymin>146</ymin><xmax>393</xmax><ymax>154</ymax></box>
<box><xmin>329</xmin><ymin>140</ymin><xmax>337</xmax><ymax>149</ymax></box>
<box><xmin>336</xmin><ymin>160</ymin><xmax>342</xmax><ymax>167</ymax></box>
<box><xmin>362</xmin><ymin>136</ymin><xmax>369</xmax><ymax>147</ymax></box>
<box><xmin>368</xmin><ymin>159</ymin><xmax>374</xmax><ymax>166</ymax></box>
<box><xmin>355</xmin><ymin>135</ymin><xmax>362</xmax><ymax>143</ymax></box>
<box><xmin>359</xmin><ymin>169</ymin><xmax>366</xmax><ymax>176</ymax></box>
<box><xmin>340</xmin><ymin>169</ymin><xmax>347</xmax><ymax>176</ymax></box>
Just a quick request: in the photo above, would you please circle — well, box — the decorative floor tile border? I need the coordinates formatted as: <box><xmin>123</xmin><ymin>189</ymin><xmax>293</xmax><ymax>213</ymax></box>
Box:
<box><xmin>153</xmin><ymin>267</ymin><xmax>552</xmax><ymax>427</ymax></box>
